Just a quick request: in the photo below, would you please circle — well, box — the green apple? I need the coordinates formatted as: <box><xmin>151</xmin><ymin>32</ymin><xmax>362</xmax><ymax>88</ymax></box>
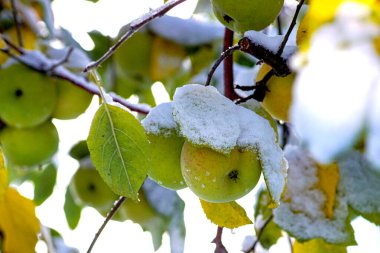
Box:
<box><xmin>52</xmin><ymin>79</ymin><xmax>93</xmax><ymax>120</ymax></box>
<box><xmin>181</xmin><ymin>141</ymin><xmax>262</xmax><ymax>203</ymax></box>
<box><xmin>0</xmin><ymin>121</ymin><xmax>59</xmax><ymax>167</ymax></box>
<box><xmin>211</xmin><ymin>0</ymin><xmax>284</xmax><ymax>33</ymax></box>
<box><xmin>0</xmin><ymin>63</ymin><xmax>57</xmax><ymax>128</ymax></box>
<box><xmin>69</xmin><ymin>167</ymin><xmax>118</xmax><ymax>212</ymax></box>
<box><xmin>147</xmin><ymin>133</ymin><xmax>186</xmax><ymax>190</ymax></box>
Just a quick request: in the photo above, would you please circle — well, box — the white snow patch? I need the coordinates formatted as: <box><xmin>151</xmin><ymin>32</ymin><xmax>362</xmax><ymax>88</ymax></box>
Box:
<box><xmin>141</xmin><ymin>102</ymin><xmax>178</xmax><ymax>136</ymax></box>
<box><xmin>273</xmin><ymin>145</ymin><xmax>351</xmax><ymax>244</ymax></box>
<box><xmin>290</xmin><ymin>2</ymin><xmax>380</xmax><ymax>164</ymax></box>
<box><xmin>366</xmin><ymin>79</ymin><xmax>380</xmax><ymax>169</ymax></box>
<box><xmin>339</xmin><ymin>151</ymin><xmax>380</xmax><ymax>214</ymax></box>
<box><xmin>236</xmin><ymin>105</ymin><xmax>287</xmax><ymax>205</ymax></box>
<box><xmin>172</xmin><ymin>84</ymin><xmax>240</xmax><ymax>153</ymax></box>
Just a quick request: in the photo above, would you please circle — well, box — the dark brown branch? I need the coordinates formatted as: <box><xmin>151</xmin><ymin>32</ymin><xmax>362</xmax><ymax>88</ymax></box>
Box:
<box><xmin>212</xmin><ymin>226</ymin><xmax>228</xmax><ymax>253</ymax></box>
<box><xmin>83</xmin><ymin>0</ymin><xmax>187</xmax><ymax>72</ymax></box>
<box><xmin>236</xmin><ymin>69</ymin><xmax>274</xmax><ymax>103</ymax></box>
<box><xmin>87</xmin><ymin>196</ymin><xmax>127</xmax><ymax>253</ymax></box>
<box><xmin>238</xmin><ymin>37</ymin><xmax>290</xmax><ymax>77</ymax></box>
<box><xmin>223</xmin><ymin>28</ymin><xmax>239</xmax><ymax>100</ymax></box>
<box><xmin>244</xmin><ymin>215</ymin><xmax>274</xmax><ymax>253</ymax></box>
<box><xmin>0</xmin><ymin>38</ymin><xmax>150</xmax><ymax>115</ymax></box>
<box><xmin>205</xmin><ymin>44</ymin><xmax>240</xmax><ymax>86</ymax></box>
<box><xmin>276</xmin><ymin>0</ymin><xmax>305</xmax><ymax>57</ymax></box>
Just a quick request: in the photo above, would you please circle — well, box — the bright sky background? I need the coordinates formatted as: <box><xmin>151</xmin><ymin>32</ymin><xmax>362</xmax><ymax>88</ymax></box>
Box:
<box><xmin>15</xmin><ymin>0</ymin><xmax>380</xmax><ymax>252</ymax></box>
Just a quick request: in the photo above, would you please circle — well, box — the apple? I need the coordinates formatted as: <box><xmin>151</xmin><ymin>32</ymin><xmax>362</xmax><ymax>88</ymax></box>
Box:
<box><xmin>0</xmin><ymin>121</ymin><xmax>59</xmax><ymax>167</ymax></box>
<box><xmin>69</xmin><ymin>167</ymin><xmax>118</xmax><ymax>212</ymax></box>
<box><xmin>0</xmin><ymin>63</ymin><xmax>57</xmax><ymax>128</ymax></box>
<box><xmin>211</xmin><ymin>0</ymin><xmax>284</xmax><ymax>33</ymax></box>
<box><xmin>256</xmin><ymin>63</ymin><xmax>295</xmax><ymax>122</ymax></box>
<box><xmin>181</xmin><ymin>141</ymin><xmax>262</xmax><ymax>203</ymax></box>
<box><xmin>147</xmin><ymin>133</ymin><xmax>186</xmax><ymax>190</ymax></box>
<box><xmin>52</xmin><ymin>79</ymin><xmax>93</xmax><ymax>120</ymax></box>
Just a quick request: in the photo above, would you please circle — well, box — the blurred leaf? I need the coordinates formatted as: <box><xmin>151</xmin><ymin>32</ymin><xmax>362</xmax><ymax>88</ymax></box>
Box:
<box><xmin>87</xmin><ymin>30</ymin><xmax>112</xmax><ymax>63</ymax></box>
<box><xmin>69</xmin><ymin>140</ymin><xmax>90</xmax><ymax>161</ymax></box>
<box><xmin>200</xmin><ymin>199</ymin><xmax>252</xmax><ymax>229</ymax></box>
<box><xmin>87</xmin><ymin>103</ymin><xmax>149</xmax><ymax>200</ymax></box>
<box><xmin>0</xmin><ymin>151</ymin><xmax>7</xmax><ymax>197</ymax></box>
<box><xmin>0</xmin><ymin>188</ymin><xmax>40</xmax><ymax>253</ymax></box>
<box><xmin>143</xmin><ymin>179</ymin><xmax>186</xmax><ymax>253</ymax></box>
<box><xmin>293</xmin><ymin>238</ymin><xmax>347</xmax><ymax>253</ymax></box>
<box><xmin>32</xmin><ymin>163</ymin><xmax>57</xmax><ymax>205</ymax></box>
<box><xmin>64</xmin><ymin>187</ymin><xmax>82</xmax><ymax>230</ymax></box>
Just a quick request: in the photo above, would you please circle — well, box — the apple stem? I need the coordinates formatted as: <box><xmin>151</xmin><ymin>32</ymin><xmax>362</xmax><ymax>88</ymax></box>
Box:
<box><xmin>223</xmin><ymin>28</ymin><xmax>239</xmax><ymax>100</ymax></box>
<box><xmin>87</xmin><ymin>196</ymin><xmax>127</xmax><ymax>253</ymax></box>
<box><xmin>212</xmin><ymin>226</ymin><xmax>228</xmax><ymax>253</ymax></box>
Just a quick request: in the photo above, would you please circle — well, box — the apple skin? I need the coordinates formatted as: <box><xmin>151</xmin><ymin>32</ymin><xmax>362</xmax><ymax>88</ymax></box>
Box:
<box><xmin>181</xmin><ymin>141</ymin><xmax>262</xmax><ymax>203</ymax></box>
<box><xmin>147</xmin><ymin>133</ymin><xmax>187</xmax><ymax>190</ymax></box>
<box><xmin>256</xmin><ymin>63</ymin><xmax>295</xmax><ymax>122</ymax></box>
<box><xmin>211</xmin><ymin>0</ymin><xmax>284</xmax><ymax>33</ymax></box>
<box><xmin>52</xmin><ymin>79</ymin><xmax>93</xmax><ymax>120</ymax></box>
<box><xmin>0</xmin><ymin>63</ymin><xmax>57</xmax><ymax>128</ymax></box>
<box><xmin>0</xmin><ymin>121</ymin><xmax>59</xmax><ymax>167</ymax></box>
<box><xmin>69</xmin><ymin>167</ymin><xmax>118</xmax><ymax>212</ymax></box>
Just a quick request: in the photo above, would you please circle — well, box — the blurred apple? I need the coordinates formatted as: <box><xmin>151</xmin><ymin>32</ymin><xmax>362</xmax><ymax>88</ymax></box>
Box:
<box><xmin>0</xmin><ymin>121</ymin><xmax>59</xmax><ymax>167</ymax></box>
<box><xmin>181</xmin><ymin>141</ymin><xmax>262</xmax><ymax>203</ymax></box>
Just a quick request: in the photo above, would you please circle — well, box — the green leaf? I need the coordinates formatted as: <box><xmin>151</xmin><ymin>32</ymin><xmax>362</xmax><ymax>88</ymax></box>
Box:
<box><xmin>32</xmin><ymin>163</ymin><xmax>57</xmax><ymax>205</ymax></box>
<box><xmin>69</xmin><ymin>140</ymin><xmax>90</xmax><ymax>160</ymax></box>
<box><xmin>64</xmin><ymin>187</ymin><xmax>82</xmax><ymax>229</ymax></box>
<box><xmin>87</xmin><ymin>103</ymin><xmax>149</xmax><ymax>200</ymax></box>
<box><xmin>293</xmin><ymin>238</ymin><xmax>347</xmax><ymax>253</ymax></box>
<box><xmin>200</xmin><ymin>199</ymin><xmax>252</xmax><ymax>229</ymax></box>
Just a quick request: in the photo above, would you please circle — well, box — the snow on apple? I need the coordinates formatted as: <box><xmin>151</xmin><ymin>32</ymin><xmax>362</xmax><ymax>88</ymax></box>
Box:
<box><xmin>290</xmin><ymin>2</ymin><xmax>380</xmax><ymax>165</ymax></box>
<box><xmin>273</xmin><ymin>145</ymin><xmax>351</xmax><ymax>244</ymax></box>
<box><xmin>142</xmin><ymin>102</ymin><xmax>178</xmax><ymax>136</ymax></box>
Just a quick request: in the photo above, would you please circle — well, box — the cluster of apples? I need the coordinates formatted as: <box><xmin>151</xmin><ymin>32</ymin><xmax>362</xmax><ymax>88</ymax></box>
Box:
<box><xmin>142</xmin><ymin>84</ymin><xmax>281</xmax><ymax>203</ymax></box>
<box><xmin>0</xmin><ymin>63</ymin><xmax>93</xmax><ymax>168</ymax></box>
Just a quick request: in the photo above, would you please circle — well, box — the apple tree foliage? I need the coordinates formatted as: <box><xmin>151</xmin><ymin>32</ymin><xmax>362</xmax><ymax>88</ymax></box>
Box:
<box><xmin>0</xmin><ymin>0</ymin><xmax>380</xmax><ymax>252</ymax></box>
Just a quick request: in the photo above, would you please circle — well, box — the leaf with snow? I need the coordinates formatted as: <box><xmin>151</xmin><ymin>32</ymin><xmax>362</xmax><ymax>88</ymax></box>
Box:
<box><xmin>290</xmin><ymin>2</ymin><xmax>380</xmax><ymax>164</ymax></box>
<box><xmin>149</xmin><ymin>15</ymin><xmax>224</xmax><ymax>46</ymax></box>
<box><xmin>87</xmin><ymin>103</ymin><xmax>149</xmax><ymax>200</ymax></box>
<box><xmin>143</xmin><ymin>179</ymin><xmax>185</xmax><ymax>253</ymax></box>
<box><xmin>172</xmin><ymin>84</ymin><xmax>240</xmax><ymax>153</ymax></box>
<box><xmin>273</xmin><ymin>145</ymin><xmax>353</xmax><ymax>244</ymax></box>
<box><xmin>141</xmin><ymin>102</ymin><xmax>178</xmax><ymax>137</ymax></box>
<box><xmin>339</xmin><ymin>151</ymin><xmax>380</xmax><ymax>225</ymax></box>
<box><xmin>237</xmin><ymin>105</ymin><xmax>286</xmax><ymax>206</ymax></box>
<box><xmin>200</xmin><ymin>199</ymin><xmax>252</xmax><ymax>229</ymax></box>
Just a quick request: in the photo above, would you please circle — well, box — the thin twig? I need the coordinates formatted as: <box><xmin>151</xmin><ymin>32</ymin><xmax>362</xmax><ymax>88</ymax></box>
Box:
<box><xmin>48</xmin><ymin>47</ymin><xmax>74</xmax><ymax>71</ymax></box>
<box><xmin>212</xmin><ymin>226</ymin><xmax>228</xmax><ymax>253</ymax></box>
<box><xmin>287</xmin><ymin>234</ymin><xmax>294</xmax><ymax>253</ymax></box>
<box><xmin>205</xmin><ymin>44</ymin><xmax>240</xmax><ymax>86</ymax></box>
<box><xmin>277</xmin><ymin>16</ymin><xmax>283</xmax><ymax>35</ymax></box>
<box><xmin>236</xmin><ymin>69</ymin><xmax>274</xmax><ymax>104</ymax></box>
<box><xmin>10</xmin><ymin>0</ymin><xmax>23</xmax><ymax>48</ymax></box>
<box><xmin>87</xmin><ymin>196</ymin><xmax>127</xmax><ymax>253</ymax></box>
<box><xmin>244</xmin><ymin>215</ymin><xmax>274</xmax><ymax>253</ymax></box>
<box><xmin>83</xmin><ymin>0</ymin><xmax>187</xmax><ymax>72</ymax></box>
<box><xmin>276</xmin><ymin>0</ymin><xmax>305</xmax><ymax>57</ymax></box>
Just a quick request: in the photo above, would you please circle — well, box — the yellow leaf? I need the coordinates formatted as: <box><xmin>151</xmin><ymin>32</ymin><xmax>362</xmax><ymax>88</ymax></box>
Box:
<box><xmin>200</xmin><ymin>199</ymin><xmax>252</xmax><ymax>229</ymax></box>
<box><xmin>0</xmin><ymin>188</ymin><xmax>40</xmax><ymax>253</ymax></box>
<box><xmin>293</xmin><ymin>238</ymin><xmax>347</xmax><ymax>253</ymax></box>
<box><xmin>316</xmin><ymin>162</ymin><xmax>340</xmax><ymax>219</ymax></box>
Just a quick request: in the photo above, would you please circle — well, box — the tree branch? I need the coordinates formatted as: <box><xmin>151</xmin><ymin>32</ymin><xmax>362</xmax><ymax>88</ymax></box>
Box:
<box><xmin>212</xmin><ymin>226</ymin><xmax>228</xmax><ymax>253</ymax></box>
<box><xmin>243</xmin><ymin>215</ymin><xmax>274</xmax><ymax>253</ymax></box>
<box><xmin>83</xmin><ymin>0</ymin><xmax>187</xmax><ymax>72</ymax></box>
<box><xmin>0</xmin><ymin>37</ymin><xmax>150</xmax><ymax>115</ymax></box>
<box><xmin>87</xmin><ymin>196</ymin><xmax>127</xmax><ymax>253</ymax></box>
<box><xmin>223</xmin><ymin>28</ymin><xmax>238</xmax><ymax>100</ymax></box>
<box><xmin>10</xmin><ymin>0</ymin><xmax>23</xmax><ymax>48</ymax></box>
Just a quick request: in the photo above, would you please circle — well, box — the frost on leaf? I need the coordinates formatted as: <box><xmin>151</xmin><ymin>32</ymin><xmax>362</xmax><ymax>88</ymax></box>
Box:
<box><xmin>290</xmin><ymin>2</ymin><xmax>380</xmax><ymax>164</ymax></box>
<box><xmin>237</xmin><ymin>106</ymin><xmax>287</xmax><ymax>206</ymax></box>
<box><xmin>273</xmin><ymin>145</ymin><xmax>353</xmax><ymax>244</ymax></box>
<box><xmin>141</xmin><ymin>102</ymin><xmax>178</xmax><ymax>137</ymax></box>
<box><xmin>172</xmin><ymin>84</ymin><xmax>240</xmax><ymax>153</ymax></box>
<box><xmin>339</xmin><ymin>151</ymin><xmax>380</xmax><ymax>223</ymax></box>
